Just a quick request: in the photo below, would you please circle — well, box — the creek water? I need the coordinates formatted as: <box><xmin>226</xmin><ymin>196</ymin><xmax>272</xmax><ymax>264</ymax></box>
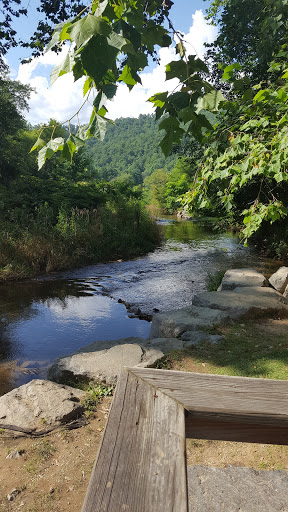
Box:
<box><xmin>0</xmin><ymin>218</ymin><xmax>278</xmax><ymax>395</ymax></box>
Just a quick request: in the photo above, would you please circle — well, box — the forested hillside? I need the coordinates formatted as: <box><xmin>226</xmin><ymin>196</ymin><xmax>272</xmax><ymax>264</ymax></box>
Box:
<box><xmin>0</xmin><ymin>68</ymin><xmax>162</xmax><ymax>281</ymax></box>
<box><xmin>2</xmin><ymin>0</ymin><xmax>288</xmax><ymax>274</ymax></box>
<box><xmin>86</xmin><ymin>115</ymin><xmax>178</xmax><ymax>184</ymax></box>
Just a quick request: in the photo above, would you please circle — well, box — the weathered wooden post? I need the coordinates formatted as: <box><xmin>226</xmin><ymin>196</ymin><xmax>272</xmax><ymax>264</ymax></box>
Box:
<box><xmin>82</xmin><ymin>368</ymin><xmax>288</xmax><ymax>511</ymax></box>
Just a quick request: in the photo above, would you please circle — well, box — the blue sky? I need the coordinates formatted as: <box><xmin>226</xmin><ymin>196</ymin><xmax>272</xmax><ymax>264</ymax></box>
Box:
<box><xmin>6</xmin><ymin>0</ymin><xmax>216</xmax><ymax>125</ymax></box>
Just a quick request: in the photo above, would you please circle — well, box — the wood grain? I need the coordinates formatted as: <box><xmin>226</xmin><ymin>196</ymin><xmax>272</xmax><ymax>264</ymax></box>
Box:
<box><xmin>185</xmin><ymin>415</ymin><xmax>288</xmax><ymax>444</ymax></box>
<box><xmin>129</xmin><ymin>368</ymin><xmax>288</xmax><ymax>421</ymax></box>
<box><xmin>82</xmin><ymin>368</ymin><xmax>288</xmax><ymax>510</ymax></box>
<box><xmin>82</xmin><ymin>368</ymin><xmax>188</xmax><ymax>512</ymax></box>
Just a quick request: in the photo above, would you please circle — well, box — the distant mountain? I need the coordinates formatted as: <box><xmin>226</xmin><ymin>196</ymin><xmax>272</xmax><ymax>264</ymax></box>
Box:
<box><xmin>86</xmin><ymin>114</ymin><xmax>178</xmax><ymax>185</ymax></box>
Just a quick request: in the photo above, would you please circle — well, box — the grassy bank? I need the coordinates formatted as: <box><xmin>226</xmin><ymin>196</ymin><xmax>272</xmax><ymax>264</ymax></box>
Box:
<box><xmin>153</xmin><ymin>314</ymin><xmax>288</xmax><ymax>470</ymax></box>
<box><xmin>0</xmin><ymin>199</ymin><xmax>161</xmax><ymax>281</ymax></box>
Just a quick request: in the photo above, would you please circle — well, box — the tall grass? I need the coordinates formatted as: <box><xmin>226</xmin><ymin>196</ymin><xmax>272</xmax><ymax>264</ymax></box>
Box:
<box><xmin>0</xmin><ymin>199</ymin><xmax>161</xmax><ymax>280</ymax></box>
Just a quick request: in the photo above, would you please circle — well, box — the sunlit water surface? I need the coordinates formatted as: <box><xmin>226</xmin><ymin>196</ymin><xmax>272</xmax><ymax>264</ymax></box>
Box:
<box><xmin>0</xmin><ymin>218</ymin><xmax>278</xmax><ymax>394</ymax></box>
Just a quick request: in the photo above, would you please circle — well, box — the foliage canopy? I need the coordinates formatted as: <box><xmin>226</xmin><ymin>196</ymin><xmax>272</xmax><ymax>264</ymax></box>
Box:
<box><xmin>3</xmin><ymin>0</ymin><xmax>288</xmax><ymax>248</ymax></box>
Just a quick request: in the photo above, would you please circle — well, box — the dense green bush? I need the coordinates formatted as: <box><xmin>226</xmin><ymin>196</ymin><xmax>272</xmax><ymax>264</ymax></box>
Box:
<box><xmin>0</xmin><ymin>197</ymin><xmax>161</xmax><ymax>280</ymax></box>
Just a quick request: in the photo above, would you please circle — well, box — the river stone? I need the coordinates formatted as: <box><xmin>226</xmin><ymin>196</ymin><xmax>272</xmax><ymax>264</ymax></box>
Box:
<box><xmin>283</xmin><ymin>284</ymin><xmax>288</xmax><ymax>298</ymax></box>
<box><xmin>269</xmin><ymin>266</ymin><xmax>288</xmax><ymax>294</ymax></box>
<box><xmin>181</xmin><ymin>330</ymin><xmax>224</xmax><ymax>345</ymax></box>
<box><xmin>218</xmin><ymin>268</ymin><xmax>267</xmax><ymax>291</ymax></box>
<box><xmin>187</xmin><ymin>465</ymin><xmax>288</xmax><ymax>512</ymax></box>
<box><xmin>149</xmin><ymin>306</ymin><xmax>230</xmax><ymax>339</ymax></box>
<box><xmin>48</xmin><ymin>337</ymin><xmax>183</xmax><ymax>386</ymax></box>
<box><xmin>193</xmin><ymin>286</ymin><xmax>288</xmax><ymax>319</ymax></box>
<box><xmin>0</xmin><ymin>379</ymin><xmax>86</xmax><ymax>431</ymax></box>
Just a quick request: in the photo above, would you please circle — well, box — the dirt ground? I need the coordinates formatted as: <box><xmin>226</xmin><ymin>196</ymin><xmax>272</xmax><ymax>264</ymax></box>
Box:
<box><xmin>1</xmin><ymin>318</ymin><xmax>288</xmax><ymax>511</ymax></box>
<box><xmin>0</xmin><ymin>398</ymin><xmax>112</xmax><ymax>512</ymax></box>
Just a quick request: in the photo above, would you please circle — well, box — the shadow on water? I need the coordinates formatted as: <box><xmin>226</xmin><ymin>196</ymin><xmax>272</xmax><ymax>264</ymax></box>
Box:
<box><xmin>0</xmin><ymin>218</ymin><xmax>280</xmax><ymax>395</ymax></box>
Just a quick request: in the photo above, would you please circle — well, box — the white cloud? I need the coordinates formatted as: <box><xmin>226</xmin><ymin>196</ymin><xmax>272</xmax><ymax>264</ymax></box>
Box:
<box><xmin>13</xmin><ymin>9</ymin><xmax>217</xmax><ymax>125</ymax></box>
<box><xmin>184</xmin><ymin>9</ymin><xmax>218</xmax><ymax>58</ymax></box>
<box><xmin>16</xmin><ymin>46</ymin><xmax>89</xmax><ymax>126</ymax></box>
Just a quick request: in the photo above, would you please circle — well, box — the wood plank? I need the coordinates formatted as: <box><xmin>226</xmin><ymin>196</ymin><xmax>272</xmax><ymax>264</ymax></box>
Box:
<box><xmin>129</xmin><ymin>368</ymin><xmax>288</xmax><ymax>423</ymax></box>
<box><xmin>185</xmin><ymin>415</ymin><xmax>288</xmax><ymax>444</ymax></box>
<box><xmin>82</xmin><ymin>368</ymin><xmax>188</xmax><ymax>512</ymax></box>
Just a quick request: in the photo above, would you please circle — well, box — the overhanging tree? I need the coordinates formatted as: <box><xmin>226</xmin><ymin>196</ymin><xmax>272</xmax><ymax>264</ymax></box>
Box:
<box><xmin>28</xmin><ymin>0</ymin><xmax>222</xmax><ymax>169</ymax></box>
<box><xmin>0</xmin><ymin>68</ymin><xmax>32</xmax><ymax>183</ymax></box>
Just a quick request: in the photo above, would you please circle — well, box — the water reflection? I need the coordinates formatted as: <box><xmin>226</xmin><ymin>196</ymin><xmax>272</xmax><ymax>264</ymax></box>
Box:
<box><xmin>0</xmin><ymin>219</ymin><xmax>279</xmax><ymax>395</ymax></box>
<box><xmin>0</xmin><ymin>280</ymin><xmax>150</xmax><ymax>394</ymax></box>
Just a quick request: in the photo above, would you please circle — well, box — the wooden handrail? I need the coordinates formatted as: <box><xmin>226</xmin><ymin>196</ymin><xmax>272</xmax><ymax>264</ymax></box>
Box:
<box><xmin>82</xmin><ymin>368</ymin><xmax>288</xmax><ymax>512</ymax></box>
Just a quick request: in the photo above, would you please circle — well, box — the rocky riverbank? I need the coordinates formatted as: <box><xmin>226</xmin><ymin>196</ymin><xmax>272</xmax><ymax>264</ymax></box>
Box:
<box><xmin>1</xmin><ymin>267</ymin><xmax>288</xmax><ymax>430</ymax></box>
<box><xmin>1</xmin><ymin>267</ymin><xmax>288</xmax><ymax>511</ymax></box>
<box><xmin>48</xmin><ymin>267</ymin><xmax>288</xmax><ymax>388</ymax></box>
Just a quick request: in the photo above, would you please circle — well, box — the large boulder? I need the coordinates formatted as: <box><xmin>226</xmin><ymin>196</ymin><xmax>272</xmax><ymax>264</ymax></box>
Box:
<box><xmin>149</xmin><ymin>306</ymin><xmax>230</xmax><ymax>339</ymax></box>
<box><xmin>193</xmin><ymin>286</ymin><xmax>288</xmax><ymax>319</ymax></box>
<box><xmin>48</xmin><ymin>337</ymin><xmax>185</xmax><ymax>386</ymax></box>
<box><xmin>187</xmin><ymin>465</ymin><xmax>288</xmax><ymax>512</ymax></box>
<box><xmin>218</xmin><ymin>268</ymin><xmax>267</xmax><ymax>291</ymax></box>
<box><xmin>0</xmin><ymin>379</ymin><xmax>86</xmax><ymax>431</ymax></box>
<box><xmin>269</xmin><ymin>266</ymin><xmax>288</xmax><ymax>294</ymax></box>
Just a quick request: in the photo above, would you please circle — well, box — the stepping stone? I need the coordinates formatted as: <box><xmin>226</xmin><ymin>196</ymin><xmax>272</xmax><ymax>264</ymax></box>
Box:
<box><xmin>218</xmin><ymin>268</ymin><xmax>267</xmax><ymax>291</ymax></box>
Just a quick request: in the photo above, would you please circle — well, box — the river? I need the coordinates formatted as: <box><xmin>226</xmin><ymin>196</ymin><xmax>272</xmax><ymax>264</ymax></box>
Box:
<box><xmin>0</xmin><ymin>218</ymin><xmax>278</xmax><ymax>395</ymax></box>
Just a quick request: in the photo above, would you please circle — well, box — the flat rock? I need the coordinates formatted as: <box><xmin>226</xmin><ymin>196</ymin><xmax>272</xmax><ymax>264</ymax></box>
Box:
<box><xmin>149</xmin><ymin>306</ymin><xmax>230</xmax><ymax>339</ymax></box>
<box><xmin>269</xmin><ymin>266</ymin><xmax>288</xmax><ymax>294</ymax></box>
<box><xmin>187</xmin><ymin>465</ymin><xmax>288</xmax><ymax>511</ymax></box>
<box><xmin>218</xmin><ymin>268</ymin><xmax>267</xmax><ymax>291</ymax></box>
<box><xmin>0</xmin><ymin>379</ymin><xmax>86</xmax><ymax>431</ymax></box>
<box><xmin>193</xmin><ymin>286</ymin><xmax>288</xmax><ymax>319</ymax></box>
<box><xmin>48</xmin><ymin>337</ymin><xmax>183</xmax><ymax>386</ymax></box>
<box><xmin>181</xmin><ymin>330</ymin><xmax>224</xmax><ymax>345</ymax></box>
<box><xmin>148</xmin><ymin>337</ymin><xmax>185</xmax><ymax>352</ymax></box>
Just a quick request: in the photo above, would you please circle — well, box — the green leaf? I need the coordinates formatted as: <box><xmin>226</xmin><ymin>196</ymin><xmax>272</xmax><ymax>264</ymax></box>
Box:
<box><xmin>38</xmin><ymin>137</ymin><xmax>65</xmax><ymax>169</ymax></box>
<box><xmin>50</xmin><ymin>51</ymin><xmax>75</xmax><ymax>86</ymax></box>
<box><xmin>277</xmin><ymin>89</ymin><xmax>288</xmax><ymax>102</ymax></box>
<box><xmin>196</xmin><ymin>90</ymin><xmax>224</xmax><ymax>112</ymax></box>
<box><xmin>178</xmin><ymin>107</ymin><xmax>197</xmax><ymax>124</ymax></box>
<box><xmin>72</xmin><ymin>56</ymin><xmax>85</xmax><ymax>81</ymax></box>
<box><xmin>187</xmin><ymin>55</ymin><xmax>209</xmax><ymax>75</ymax></box>
<box><xmin>126</xmin><ymin>52</ymin><xmax>148</xmax><ymax>71</ymax></box>
<box><xmin>141</xmin><ymin>23</ymin><xmax>171</xmax><ymax>51</ymax></box>
<box><xmin>62</xmin><ymin>139</ymin><xmax>77</xmax><ymax>163</ymax></box>
<box><xmin>222</xmin><ymin>63</ymin><xmax>241</xmax><ymax>81</ymax></box>
<box><xmin>118</xmin><ymin>64</ymin><xmax>141</xmax><ymax>89</ymax></box>
<box><xmin>80</xmin><ymin>35</ymin><xmax>117</xmax><ymax>86</ymax></box>
<box><xmin>176</xmin><ymin>41</ymin><xmax>186</xmax><ymax>58</ymax></box>
<box><xmin>45</xmin><ymin>20</ymin><xmax>72</xmax><ymax>51</ymax></box>
<box><xmin>67</xmin><ymin>14</ymin><xmax>111</xmax><ymax>48</ymax></box>
<box><xmin>253</xmin><ymin>89</ymin><xmax>269</xmax><ymax>103</ymax></box>
<box><xmin>93</xmin><ymin>83</ymin><xmax>117</xmax><ymax>111</ymax></box>
<box><xmin>242</xmin><ymin>89</ymin><xmax>253</xmax><ymax>101</ymax></box>
<box><xmin>158</xmin><ymin>116</ymin><xmax>185</xmax><ymax>156</ymax></box>
<box><xmin>69</xmin><ymin>134</ymin><xmax>84</xmax><ymax>148</ymax></box>
<box><xmin>83</xmin><ymin>76</ymin><xmax>93</xmax><ymax>96</ymax></box>
<box><xmin>107</xmin><ymin>30</ymin><xmax>135</xmax><ymax>54</ymax></box>
<box><xmin>148</xmin><ymin>92</ymin><xmax>168</xmax><ymax>108</ymax></box>
<box><xmin>113</xmin><ymin>19</ymin><xmax>141</xmax><ymax>51</ymax></box>
<box><xmin>240</xmin><ymin>119</ymin><xmax>260</xmax><ymax>131</ymax></box>
<box><xmin>166</xmin><ymin>60</ymin><xmax>187</xmax><ymax>82</ymax></box>
<box><xmin>168</xmin><ymin>92</ymin><xmax>191</xmax><ymax>110</ymax></box>
<box><xmin>87</xmin><ymin>113</ymin><xmax>107</xmax><ymax>140</ymax></box>
<box><xmin>30</xmin><ymin>138</ymin><xmax>46</xmax><ymax>153</ymax></box>
<box><xmin>93</xmin><ymin>0</ymin><xmax>109</xmax><ymax>16</ymax></box>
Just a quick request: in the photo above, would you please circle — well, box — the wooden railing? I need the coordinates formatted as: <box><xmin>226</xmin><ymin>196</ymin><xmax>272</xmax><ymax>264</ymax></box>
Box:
<box><xmin>82</xmin><ymin>368</ymin><xmax>288</xmax><ymax>512</ymax></box>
